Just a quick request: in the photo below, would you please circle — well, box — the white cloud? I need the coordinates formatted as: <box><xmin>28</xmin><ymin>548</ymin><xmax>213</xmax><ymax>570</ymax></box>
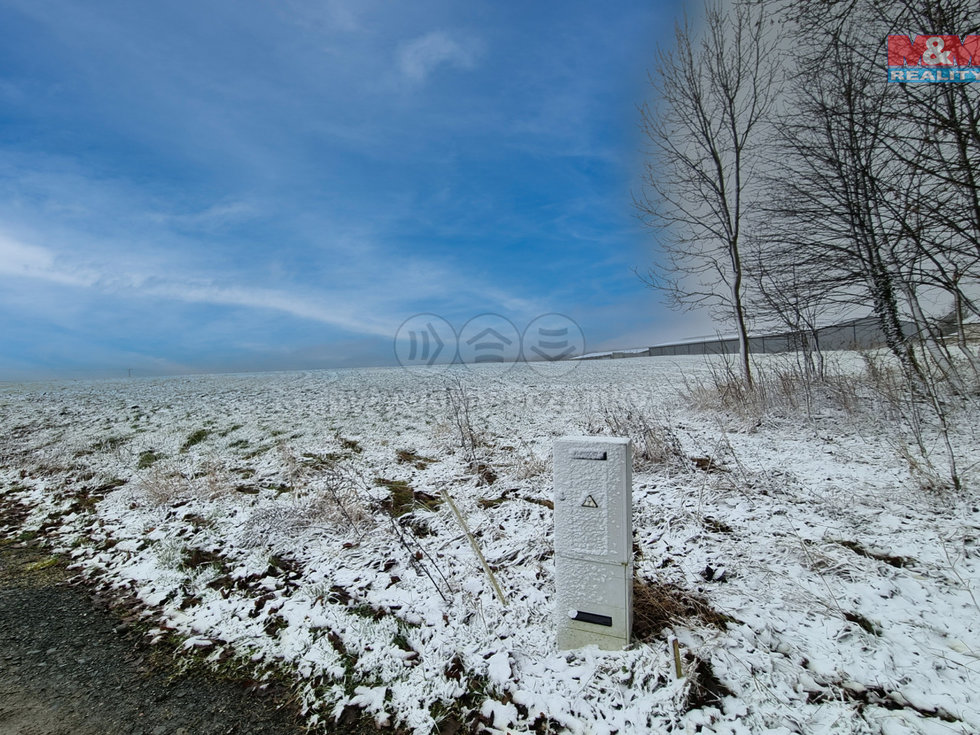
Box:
<box><xmin>146</xmin><ymin>200</ymin><xmax>258</xmax><ymax>230</ymax></box>
<box><xmin>148</xmin><ymin>282</ymin><xmax>394</xmax><ymax>337</ymax></box>
<box><xmin>0</xmin><ymin>232</ymin><xmax>393</xmax><ymax>335</ymax></box>
<box><xmin>0</xmin><ymin>234</ymin><xmax>98</xmax><ymax>287</ymax></box>
<box><xmin>397</xmin><ymin>30</ymin><xmax>479</xmax><ymax>83</ymax></box>
<box><xmin>0</xmin><ymin>231</ymin><xmax>529</xmax><ymax>341</ymax></box>
<box><xmin>0</xmin><ymin>235</ymin><xmax>54</xmax><ymax>274</ymax></box>
<box><xmin>280</xmin><ymin>0</ymin><xmax>364</xmax><ymax>34</ymax></box>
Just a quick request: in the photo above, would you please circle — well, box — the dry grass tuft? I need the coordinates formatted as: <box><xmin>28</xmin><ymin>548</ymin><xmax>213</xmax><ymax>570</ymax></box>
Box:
<box><xmin>136</xmin><ymin>466</ymin><xmax>193</xmax><ymax>506</ymax></box>
<box><xmin>590</xmin><ymin>402</ymin><xmax>688</xmax><ymax>471</ymax></box>
<box><xmin>632</xmin><ymin>576</ymin><xmax>735</xmax><ymax>641</ymax></box>
<box><xmin>395</xmin><ymin>448</ymin><xmax>436</xmax><ymax>469</ymax></box>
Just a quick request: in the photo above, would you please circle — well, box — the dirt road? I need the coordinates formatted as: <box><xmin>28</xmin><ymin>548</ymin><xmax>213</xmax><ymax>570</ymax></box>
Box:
<box><xmin>0</xmin><ymin>539</ymin><xmax>309</xmax><ymax>735</ymax></box>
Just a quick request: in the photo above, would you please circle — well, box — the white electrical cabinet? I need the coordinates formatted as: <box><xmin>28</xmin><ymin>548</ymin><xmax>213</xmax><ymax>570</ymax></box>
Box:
<box><xmin>553</xmin><ymin>436</ymin><xmax>632</xmax><ymax>650</ymax></box>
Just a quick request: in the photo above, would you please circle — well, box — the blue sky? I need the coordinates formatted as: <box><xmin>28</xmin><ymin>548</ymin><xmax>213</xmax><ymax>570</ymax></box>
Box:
<box><xmin>0</xmin><ymin>0</ymin><xmax>702</xmax><ymax>379</ymax></box>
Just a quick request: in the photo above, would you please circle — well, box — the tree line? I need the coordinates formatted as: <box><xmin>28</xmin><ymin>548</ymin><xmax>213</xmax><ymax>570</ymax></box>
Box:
<box><xmin>637</xmin><ymin>0</ymin><xmax>979</xmax><ymax>488</ymax></box>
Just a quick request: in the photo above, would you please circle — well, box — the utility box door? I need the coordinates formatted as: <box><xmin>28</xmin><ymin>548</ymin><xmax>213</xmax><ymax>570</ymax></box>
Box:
<box><xmin>554</xmin><ymin>436</ymin><xmax>631</xmax><ymax>564</ymax></box>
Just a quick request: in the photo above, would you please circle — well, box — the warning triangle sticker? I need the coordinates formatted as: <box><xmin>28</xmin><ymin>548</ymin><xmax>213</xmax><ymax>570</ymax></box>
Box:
<box><xmin>581</xmin><ymin>494</ymin><xmax>599</xmax><ymax>508</ymax></box>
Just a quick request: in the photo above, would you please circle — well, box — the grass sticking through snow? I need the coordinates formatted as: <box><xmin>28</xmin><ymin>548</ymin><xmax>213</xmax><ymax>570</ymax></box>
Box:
<box><xmin>180</xmin><ymin>429</ymin><xmax>210</xmax><ymax>453</ymax></box>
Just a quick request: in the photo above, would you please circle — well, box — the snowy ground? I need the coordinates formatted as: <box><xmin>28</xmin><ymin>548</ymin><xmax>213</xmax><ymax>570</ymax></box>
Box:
<box><xmin>1</xmin><ymin>355</ymin><xmax>978</xmax><ymax>734</ymax></box>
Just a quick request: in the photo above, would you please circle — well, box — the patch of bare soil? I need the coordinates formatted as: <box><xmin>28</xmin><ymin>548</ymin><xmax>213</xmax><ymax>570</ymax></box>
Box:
<box><xmin>0</xmin><ymin>539</ymin><xmax>312</xmax><ymax>735</ymax></box>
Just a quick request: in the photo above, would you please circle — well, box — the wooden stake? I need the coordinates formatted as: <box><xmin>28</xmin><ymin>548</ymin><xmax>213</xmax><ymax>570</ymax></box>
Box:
<box><xmin>671</xmin><ymin>637</ymin><xmax>684</xmax><ymax>679</ymax></box>
<box><xmin>441</xmin><ymin>487</ymin><xmax>508</xmax><ymax>606</ymax></box>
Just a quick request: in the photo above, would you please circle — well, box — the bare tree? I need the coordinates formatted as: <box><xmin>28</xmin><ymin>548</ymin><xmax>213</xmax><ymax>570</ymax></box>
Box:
<box><xmin>758</xmin><ymin>0</ymin><xmax>972</xmax><ymax>489</ymax></box>
<box><xmin>877</xmin><ymin>1</ymin><xmax>980</xmax><ymax>373</ymax></box>
<box><xmin>767</xmin><ymin>0</ymin><xmax>980</xmax><ymax>367</ymax></box>
<box><xmin>636</xmin><ymin>0</ymin><xmax>779</xmax><ymax>388</ymax></box>
<box><xmin>767</xmin><ymin>28</ymin><xmax>918</xmax><ymax>373</ymax></box>
<box><xmin>751</xmin><ymin>251</ymin><xmax>829</xmax><ymax>381</ymax></box>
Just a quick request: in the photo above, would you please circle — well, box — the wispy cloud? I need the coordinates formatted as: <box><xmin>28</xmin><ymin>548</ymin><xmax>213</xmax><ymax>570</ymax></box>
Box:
<box><xmin>282</xmin><ymin>0</ymin><xmax>364</xmax><ymax>34</ymax></box>
<box><xmin>0</xmin><ymin>234</ymin><xmax>95</xmax><ymax>286</ymax></box>
<box><xmin>146</xmin><ymin>200</ymin><xmax>259</xmax><ymax>231</ymax></box>
<box><xmin>0</xmin><ymin>229</ymin><xmax>541</xmax><ymax>342</ymax></box>
<box><xmin>151</xmin><ymin>282</ymin><xmax>394</xmax><ymax>337</ymax></box>
<box><xmin>397</xmin><ymin>30</ymin><xmax>480</xmax><ymax>83</ymax></box>
<box><xmin>0</xmin><ymin>233</ymin><xmax>396</xmax><ymax>337</ymax></box>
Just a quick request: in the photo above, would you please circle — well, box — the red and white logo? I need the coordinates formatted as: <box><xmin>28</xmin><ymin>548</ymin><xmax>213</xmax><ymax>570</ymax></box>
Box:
<box><xmin>887</xmin><ymin>35</ymin><xmax>980</xmax><ymax>82</ymax></box>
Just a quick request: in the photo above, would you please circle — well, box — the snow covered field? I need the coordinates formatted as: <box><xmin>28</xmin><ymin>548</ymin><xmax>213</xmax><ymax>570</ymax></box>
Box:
<box><xmin>1</xmin><ymin>355</ymin><xmax>978</xmax><ymax>734</ymax></box>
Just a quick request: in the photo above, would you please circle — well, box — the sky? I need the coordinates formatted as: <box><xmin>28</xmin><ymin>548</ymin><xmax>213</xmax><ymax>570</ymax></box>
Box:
<box><xmin>0</xmin><ymin>0</ymin><xmax>705</xmax><ymax>380</ymax></box>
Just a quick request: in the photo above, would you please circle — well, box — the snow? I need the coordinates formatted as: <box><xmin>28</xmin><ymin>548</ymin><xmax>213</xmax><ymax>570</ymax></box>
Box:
<box><xmin>1</xmin><ymin>354</ymin><xmax>978</xmax><ymax>733</ymax></box>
